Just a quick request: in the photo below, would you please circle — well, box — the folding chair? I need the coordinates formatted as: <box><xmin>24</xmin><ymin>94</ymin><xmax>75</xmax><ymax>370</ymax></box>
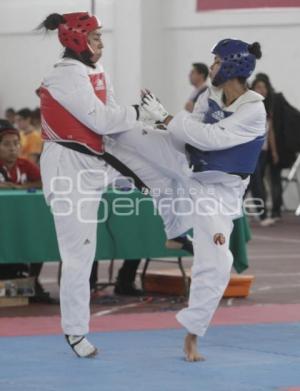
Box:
<box><xmin>282</xmin><ymin>153</ymin><xmax>300</xmax><ymax>216</ymax></box>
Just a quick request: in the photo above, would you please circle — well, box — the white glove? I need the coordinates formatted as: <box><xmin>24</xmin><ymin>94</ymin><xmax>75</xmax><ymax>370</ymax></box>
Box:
<box><xmin>138</xmin><ymin>105</ymin><xmax>157</xmax><ymax>124</ymax></box>
<box><xmin>141</xmin><ymin>92</ymin><xmax>169</xmax><ymax>122</ymax></box>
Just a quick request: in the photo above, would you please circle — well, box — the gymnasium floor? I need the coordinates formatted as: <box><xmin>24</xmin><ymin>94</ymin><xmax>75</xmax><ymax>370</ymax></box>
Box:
<box><xmin>0</xmin><ymin>213</ymin><xmax>299</xmax><ymax>391</ymax></box>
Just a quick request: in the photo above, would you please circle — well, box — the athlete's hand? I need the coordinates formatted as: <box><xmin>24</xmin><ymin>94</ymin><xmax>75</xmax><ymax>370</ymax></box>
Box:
<box><xmin>141</xmin><ymin>91</ymin><xmax>169</xmax><ymax>123</ymax></box>
<box><xmin>132</xmin><ymin>103</ymin><xmax>156</xmax><ymax>124</ymax></box>
<box><xmin>139</xmin><ymin>104</ymin><xmax>157</xmax><ymax>123</ymax></box>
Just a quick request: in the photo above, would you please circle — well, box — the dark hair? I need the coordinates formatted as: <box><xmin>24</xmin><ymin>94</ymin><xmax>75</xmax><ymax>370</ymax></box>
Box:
<box><xmin>5</xmin><ymin>108</ymin><xmax>15</xmax><ymax>115</ymax></box>
<box><xmin>192</xmin><ymin>63</ymin><xmax>209</xmax><ymax>79</ymax></box>
<box><xmin>0</xmin><ymin>119</ymin><xmax>19</xmax><ymax>142</ymax></box>
<box><xmin>39</xmin><ymin>13</ymin><xmax>95</xmax><ymax>68</ymax></box>
<box><xmin>251</xmin><ymin>73</ymin><xmax>275</xmax><ymax>116</ymax></box>
<box><xmin>254</xmin><ymin>72</ymin><xmax>272</xmax><ymax>85</ymax></box>
<box><xmin>237</xmin><ymin>77</ymin><xmax>247</xmax><ymax>85</ymax></box>
<box><xmin>62</xmin><ymin>48</ymin><xmax>95</xmax><ymax>69</ymax></box>
<box><xmin>39</xmin><ymin>13</ymin><xmax>65</xmax><ymax>31</ymax></box>
<box><xmin>16</xmin><ymin>108</ymin><xmax>32</xmax><ymax>120</ymax></box>
<box><xmin>248</xmin><ymin>42</ymin><xmax>262</xmax><ymax>59</ymax></box>
<box><xmin>31</xmin><ymin>108</ymin><xmax>41</xmax><ymax>127</ymax></box>
<box><xmin>31</xmin><ymin>107</ymin><xmax>41</xmax><ymax>120</ymax></box>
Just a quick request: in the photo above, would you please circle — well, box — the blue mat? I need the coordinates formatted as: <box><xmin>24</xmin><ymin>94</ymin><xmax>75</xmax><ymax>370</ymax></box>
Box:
<box><xmin>1</xmin><ymin>323</ymin><xmax>300</xmax><ymax>391</ymax></box>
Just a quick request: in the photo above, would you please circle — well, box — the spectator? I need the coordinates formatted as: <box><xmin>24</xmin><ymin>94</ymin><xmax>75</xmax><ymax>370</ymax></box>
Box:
<box><xmin>114</xmin><ymin>259</ymin><xmax>143</xmax><ymax>296</ymax></box>
<box><xmin>5</xmin><ymin>108</ymin><xmax>16</xmax><ymax>125</ymax></box>
<box><xmin>251</xmin><ymin>73</ymin><xmax>292</xmax><ymax>221</ymax></box>
<box><xmin>31</xmin><ymin>107</ymin><xmax>42</xmax><ymax>130</ymax></box>
<box><xmin>184</xmin><ymin>63</ymin><xmax>209</xmax><ymax>113</ymax></box>
<box><xmin>0</xmin><ymin>119</ymin><xmax>41</xmax><ymax>189</ymax></box>
<box><xmin>89</xmin><ymin>260</ymin><xmax>143</xmax><ymax>296</ymax></box>
<box><xmin>0</xmin><ymin>119</ymin><xmax>53</xmax><ymax>303</ymax></box>
<box><xmin>15</xmin><ymin>108</ymin><xmax>43</xmax><ymax>164</ymax></box>
<box><xmin>250</xmin><ymin>75</ymin><xmax>275</xmax><ymax>226</ymax></box>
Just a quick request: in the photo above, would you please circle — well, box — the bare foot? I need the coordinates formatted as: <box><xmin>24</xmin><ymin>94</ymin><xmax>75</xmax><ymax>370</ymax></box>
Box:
<box><xmin>184</xmin><ymin>333</ymin><xmax>205</xmax><ymax>362</ymax></box>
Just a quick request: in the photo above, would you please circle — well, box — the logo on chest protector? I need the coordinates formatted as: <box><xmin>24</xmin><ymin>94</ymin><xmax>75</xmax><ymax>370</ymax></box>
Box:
<box><xmin>211</xmin><ymin>110</ymin><xmax>225</xmax><ymax>121</ymax></box>
<box><xmin>95</xmin><ymin>78</ymin><xmax>105</xmax><ymax>91</ymax></box>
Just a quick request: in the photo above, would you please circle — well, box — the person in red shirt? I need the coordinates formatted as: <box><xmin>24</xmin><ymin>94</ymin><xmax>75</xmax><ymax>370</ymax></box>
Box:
<box><xmin>0</xmin><ymin>119</ymin><xmax>41</xmax><ymax>189</ymax></box>
<box><xmin>0</xmin><ymin>119</ymin><xmax>55</xmax><ymax>303</ymax></box>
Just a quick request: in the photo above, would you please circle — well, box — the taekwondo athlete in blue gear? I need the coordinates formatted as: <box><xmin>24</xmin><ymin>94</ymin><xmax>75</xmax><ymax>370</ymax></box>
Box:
<box><xmin>186</xmin><ymin>96</ymin><xmax>265</xmax><ymax>175</ymax></box>
<box><xmin>139</xmin><ymin>38</ymin><xmax>266</xmax><ymax>362</ymax></box>
<box><xmin>186</xmin><ymin>38</ymin><xmax>265</xmax><ymax>176</ymax></box>
<box><xmin>211</xmin><ymin>38</ymin><xmax>257</xmax><ymax>87</ymax></box>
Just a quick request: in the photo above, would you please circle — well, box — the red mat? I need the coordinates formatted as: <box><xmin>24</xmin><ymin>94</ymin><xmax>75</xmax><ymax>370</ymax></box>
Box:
<box><xmin>1</xmin><ymin>303</ymin><xmax>300</xmax><ymax>337</ymax></box>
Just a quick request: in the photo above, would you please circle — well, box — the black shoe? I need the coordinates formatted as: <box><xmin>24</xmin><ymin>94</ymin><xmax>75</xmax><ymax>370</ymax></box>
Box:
<box><xmin>29</xmin><ymin>280</ymin><xmax>59</xmax><ymax>304</ymax></box>
<box><xmin>29</xmin><ymin>294</ymin><xmax>59</xmax><ymax>304</ymax></box>
<box><xmin>114</xmin><ymin>283</ymin><xmax>144</xmax><ymax>296</ymax></box>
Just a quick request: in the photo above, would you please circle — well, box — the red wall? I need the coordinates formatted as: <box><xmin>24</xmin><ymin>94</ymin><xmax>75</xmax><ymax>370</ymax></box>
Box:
<box><xmin>196</xmin><ymin>0</ymin><xmax>300</xmax><ymax>11</ymax></box>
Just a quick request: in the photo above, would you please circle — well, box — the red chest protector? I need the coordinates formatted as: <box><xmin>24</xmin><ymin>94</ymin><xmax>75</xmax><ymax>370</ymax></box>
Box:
<box><xmin>40</xmin><ymin>72</ymin><xmax>107</xmax><ymax>153</ymax></box>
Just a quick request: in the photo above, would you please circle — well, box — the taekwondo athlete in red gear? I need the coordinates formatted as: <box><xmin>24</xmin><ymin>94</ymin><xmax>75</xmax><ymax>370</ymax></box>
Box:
<box><xmin>39</xmin><ymin>12</ymin><xmax>144</xmax><ymax>358</ymax></box>
<box><xmin>39</xmin><ymin>12</ymin><xmax>194</xmax><ymax>358</ymax></box>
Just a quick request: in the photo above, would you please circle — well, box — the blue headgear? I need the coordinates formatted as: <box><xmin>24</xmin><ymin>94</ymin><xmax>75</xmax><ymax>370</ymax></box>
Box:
<box><xmin>211</xmin><ymin>39</ymin><xmax>256</xmax><ymax>86</ymax></box>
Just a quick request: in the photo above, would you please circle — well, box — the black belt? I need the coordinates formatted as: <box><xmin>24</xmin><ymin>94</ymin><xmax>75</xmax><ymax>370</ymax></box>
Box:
<box><xmin>56</xmin><ymin>141</ymin><xmax>150</xmax><ymax>194</ymax></box>
<box><xmin>191</xmin><ymin>164</ymin><xmax>249</xmax><ymax>180</ymax></box>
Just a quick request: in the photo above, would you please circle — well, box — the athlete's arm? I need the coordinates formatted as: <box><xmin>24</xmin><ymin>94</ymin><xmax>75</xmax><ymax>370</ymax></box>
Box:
<box><xmin>47</xmin><ymin>64</ymin><xmax>137</xmax><ymax>136</ymax></box>
<box><xmin>168</xmin><ymin>102</ymin><xmax>266</xmax><ymax>151</ymax></box>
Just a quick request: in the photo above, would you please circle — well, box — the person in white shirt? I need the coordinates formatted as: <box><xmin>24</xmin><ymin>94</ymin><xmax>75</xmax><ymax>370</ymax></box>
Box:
<box><xmin>184</xmin><ymin>63</ymin><xmax>209</xmax><ymax>113</ymax></box>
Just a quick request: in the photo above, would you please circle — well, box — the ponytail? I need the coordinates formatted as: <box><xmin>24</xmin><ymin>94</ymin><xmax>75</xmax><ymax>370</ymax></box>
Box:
<box><xmin>39</xmin><ymin>13</ymin><xmax>65</xmax><ymax>31</ymax></box>
<box><xmin>249</xmin><ymin>42</ymin><xmax>262</xmax><ymax>59</ymax></box>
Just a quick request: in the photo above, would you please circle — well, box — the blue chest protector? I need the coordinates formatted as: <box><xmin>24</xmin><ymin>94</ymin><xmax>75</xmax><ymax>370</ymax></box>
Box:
<box><xmin>186</xmin><ymin>99</ymin><xmax>265</xmax><ymax>174</ymax></box>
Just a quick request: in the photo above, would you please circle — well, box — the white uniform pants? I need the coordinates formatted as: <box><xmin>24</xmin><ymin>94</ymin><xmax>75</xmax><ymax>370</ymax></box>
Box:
<box><xmin>106</xmin><ymin>127</ymin><xmax>192</xmax><ymax>239</ymax></box>
<box><xmin>176</xmin><ymin>179</ymin><xmax>244</xmax><ymax>336</ymax></box>
<box><xmin>110</xmin><ymin>128</ymin><xmax>248</xmax><ymax>337</ymax></box>
<box><xmin>40</xmin><ymin>137</ymin><xmax>191</xmax><ymax>336</ymax></box>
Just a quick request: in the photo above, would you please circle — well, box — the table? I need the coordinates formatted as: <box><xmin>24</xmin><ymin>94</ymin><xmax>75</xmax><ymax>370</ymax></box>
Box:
<box><xmin>0</xmin><ymin>190</ymin><xmax>251</xmax><ymax>273</ymax></box>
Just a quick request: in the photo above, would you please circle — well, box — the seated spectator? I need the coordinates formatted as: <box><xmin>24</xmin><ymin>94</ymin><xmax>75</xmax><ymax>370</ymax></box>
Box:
<box><xmin>0</xmin><ymin>119</ymin><xmax>41</xmax><ymax>189</ymax></box>
<box><xmin>0</xmin><ymin>119</ymin><xmax>54</xmax><ymax>303</ymax></box>
<box><xmin>89</xmin><ymin>259</ymin><xmax>143</xmax><ymax>296</ymax></box>
<box><xmin>184</xmin><ymin>63</ymin><xmax>209</xmax><ymax>113</ymax></box>
<box><xmin>114</xmin><ymin>259</ymin><xmax>143</xmax><ymax>296</ymax></box>
<box><xmin>15</xmin><ymin>108</ymin><xmax>43</xmax><ymax>164</ymax></box>
<box><xmin>31</xmin><ymin>107</ymin><xmax>41</xmax><ymax>130</ymax></box>
<box><xmin>5</xmin><ymin>108</ymin><xmax>16</xmax><ymax>126</ymax></box>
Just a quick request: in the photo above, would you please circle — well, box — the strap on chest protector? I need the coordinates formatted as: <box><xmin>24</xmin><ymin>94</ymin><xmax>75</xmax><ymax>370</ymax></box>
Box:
<box><xmin>56</xmin><ymin>141</ymin><xmax>150</xmax><ymax>195</ymax></box>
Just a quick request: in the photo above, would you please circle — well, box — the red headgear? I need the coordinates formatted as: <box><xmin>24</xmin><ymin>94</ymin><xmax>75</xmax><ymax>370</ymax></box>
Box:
<box><xmin>58</xmin><ymin>12</ymin><xmax>101</xmax><ymax>55</ymax></box>
<box><xmin>0</xmin><ymin>120</ymin><xmax>20</xmax><ymax>140</ymax></box>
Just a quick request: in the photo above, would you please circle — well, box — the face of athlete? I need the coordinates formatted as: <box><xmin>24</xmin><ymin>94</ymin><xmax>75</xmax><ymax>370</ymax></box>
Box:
<box><xmin>88</xmin><ymin>28</ymin><xmax>104</xmax><ymax>63</ymax></box>
<box><xmin>209</xmin><ymin>55</ymin><xmax>222</xmax><ymax>85</ymax></box>
<box><xmin>0</xmin><ymin>133</ymin><xmax>20</xmax><ymax>164</ymax></box>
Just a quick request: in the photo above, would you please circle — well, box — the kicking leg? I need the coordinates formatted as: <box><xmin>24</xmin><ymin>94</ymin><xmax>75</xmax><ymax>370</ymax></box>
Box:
<box><xmin>106</xmin><ymin>132</ymin><xmax>193</xmax><ymax>240</ymax></box>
